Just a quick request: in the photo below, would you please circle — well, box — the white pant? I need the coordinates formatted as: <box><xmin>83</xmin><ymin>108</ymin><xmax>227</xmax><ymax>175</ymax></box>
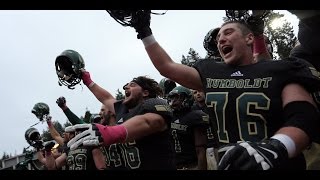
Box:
<box><xmin>206</xmin><ymin>147</ymin><xmax>218</xmax><ymax>170</ymax></box>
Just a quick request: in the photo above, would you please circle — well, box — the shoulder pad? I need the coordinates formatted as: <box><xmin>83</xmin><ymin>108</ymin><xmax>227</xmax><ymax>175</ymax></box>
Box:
<box><xmin>184</xmin><ymin>110</ymin><xmax>209</xmax><ymax>126</ymax></box>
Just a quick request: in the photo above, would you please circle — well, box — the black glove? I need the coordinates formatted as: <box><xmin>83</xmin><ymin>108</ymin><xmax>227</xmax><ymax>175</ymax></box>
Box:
<box><xmin>131</xmin><ymin>10</ymin><xmax>152</xmax><ymax>39</ymax></box>
<box><xmin>56</xmin><ymin>96</ymin><xmax>66</xmax><ymax>108</ymax></box>
<box><xmin>218</xmin><ymin>139</ymin><xmax>288</xmax><ymax>170</ymax></box>
<box><xmin>246</xmin><ymin>15</ymin><xmax>265</xmax><ymax>36</ymax></box>
<box><xmin>33</xmin><ymin>140</ymin><xmax>44</xmax><ymax>151</ymax></box>
<box><xmin>44</xmin><ymin>141</ymin><xmax>55</xmax><ymax>152</ymax></box>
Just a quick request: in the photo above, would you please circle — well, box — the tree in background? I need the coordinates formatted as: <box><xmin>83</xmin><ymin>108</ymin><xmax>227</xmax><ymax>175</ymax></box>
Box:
<box><xmin>181</xmin><ymin>48</ymin><xmax>201</xmax><ymax>67</ymax></box>
<box><xmin>115</xmin><ymin>88</ymin><xmax>125</xmax><ymax>100</ymax></box>
<box><xmin>264</xmin><ymin>11</ymin><xmax>297</xmax><ymax>60</ymax></box>
<box><xmin>82</xmin><ymin>109</ymin><xmax>92</xmax><ymax>124</ymax></box>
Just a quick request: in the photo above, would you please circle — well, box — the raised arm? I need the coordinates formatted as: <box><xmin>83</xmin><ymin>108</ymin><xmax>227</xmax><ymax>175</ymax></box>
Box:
<box><xmin>129</xmin><ymin>11</ymin><xmax>203</xmax><ymax>91</ymax></box>
<box><xmin>81</xmin><ymin>70</ymin><xmax>116</xmax><ymax>114</ymax></box>
<box><xmin>56</xmin><ymin>96</ymin><xmax>84</xmax><ymax>125</ymax></box>
<box><xmin>46</xmin><ymin>116</ymin><xmax>64</xmax><ymax>146</ymax></box>
<box><xmin>144</xmin><ymin>42</ymin><xmax>203</xmax><ymax>91</ymax></box>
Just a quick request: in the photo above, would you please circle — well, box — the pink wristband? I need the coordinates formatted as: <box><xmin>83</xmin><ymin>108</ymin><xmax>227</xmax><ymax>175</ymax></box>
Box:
<box><xmin>253</xmin><ymin>35</ymin><xmax>268</xmax><ymax>54</ymax></box>
<box><xmin>95</xmin><ymin>124</ymin><xmax>128</xmax><ymax>146</ymax></box>
<box><xmin>82</xmin><ymin>71</ymin><xmax>94</xmax><ymax>87</ymax></box>
<box><xmin>47</xmin><ymin>121</ymin><xmax>53</xmax><ymax>127</ymax></box>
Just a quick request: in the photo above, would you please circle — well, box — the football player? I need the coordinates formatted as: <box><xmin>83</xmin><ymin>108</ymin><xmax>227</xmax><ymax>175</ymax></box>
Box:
<box><xmin>67</xmin><ymin>74</ymin><xmax>176</xmax><ymax>170</ymax></box>
<box><xmin>168</xmin><ymin>86</ymin><xmax>209</xmax><ymax>170</ymax></box>
<box><xmin>120</xmin><ymin>11</ymin><xmax>320</xmax><ymax>170</ymax></box>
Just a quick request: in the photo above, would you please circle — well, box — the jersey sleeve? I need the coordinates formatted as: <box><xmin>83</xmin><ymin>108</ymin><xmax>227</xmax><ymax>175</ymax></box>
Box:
<box><xmin>184</xmin><ymin>110</ymin><xmax>209</xmax><ymax>127</ymax></box>
<box><xmin>284</xmin><ymin>57</ymin><xmax>320</xmax><ymax>92</ymax></box>
<box><xmin>63</xmin><ymin>108</ymin><xmax>84</xmax><ymax>125</ymax></box>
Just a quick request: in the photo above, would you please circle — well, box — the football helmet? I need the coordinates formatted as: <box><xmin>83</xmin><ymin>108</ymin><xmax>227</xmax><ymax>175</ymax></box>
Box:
<box><xmin>55</xmin><ymin>49</ymin><xmax>85</xmax><ymax>89</ymax></box>
<box><xmin>25</xmin><ymin>127</ymin><xmax>43</xmax><ymax>147</ymax></box>
<box><xmin>159</xmin><ymin>78</ymin><xmax>176</xmax><ymax>98</ymax></box>
<box><xmin>203</xmin><ymin>27</ymin><xmax>220</xmax><ymax>58</ymax></box>
<box><xmin>31</xmin><ymin>102</ymin><xmax>50</xmax><ymax>121</ymax></box>
<box><xmin>167</xmin><ymin>86</ymin><xmax>194</xmax><ymax>110</ymax></box>
<box><xmin>90</xmin><ymin>114</ymin><xmax>101</xmax><ymax>123</ymax></box>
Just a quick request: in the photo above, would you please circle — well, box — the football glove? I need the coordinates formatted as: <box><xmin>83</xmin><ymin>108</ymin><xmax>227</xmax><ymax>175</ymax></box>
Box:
<box><xmin>67</xmin><ymin>124</ymin><xmax>127</xmax><ymax>150</ymax></box>
<box><xmin>81</xmin><ymin>70</ymin><xmax>94</xmax><ymax>87</ymax></box>
<box><xmin>132</xmin><ymin>10</ymin><xmax>152</xmax><ymax>39</ymax></box>
<box><xmin>246</xmin><ymin>15</ymin><xmax>265</xmax><ymax>36</ymax></box>
<box><xmin>67</xmin><ymin>124</ymin><xmax>103</xmax><ymax>150</ymax></box>
<box><xmin>218</xmin><ymin>139</ymin><xmax>288</xmax><ymax>170</ymax></box>
<box><xmin>56</xmin><ymin>96</ymin><xmax>66</xmax><ymax>108</ymax></box>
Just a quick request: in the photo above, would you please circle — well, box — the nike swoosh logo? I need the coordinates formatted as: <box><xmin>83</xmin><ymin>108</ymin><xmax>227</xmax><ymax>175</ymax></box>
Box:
<box><xmin>260</xmin><ymin>147</ymin><xmax>278</xmax><ymax>159</ymax></box>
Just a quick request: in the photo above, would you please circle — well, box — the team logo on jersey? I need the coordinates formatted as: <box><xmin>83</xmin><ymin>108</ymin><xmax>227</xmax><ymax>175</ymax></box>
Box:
<box><xmin>118</xmin><ymin>118</ymin><xmax>123</xmax><ymax>123</ymax></box>
<box><xmin>231</xmin><ymin>71</ymin><xmax>243</xmax><ymax>77</ymax></box>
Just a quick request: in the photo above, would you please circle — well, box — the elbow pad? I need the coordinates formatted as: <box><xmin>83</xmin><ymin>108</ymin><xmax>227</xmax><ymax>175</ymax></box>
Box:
<box><xmin>283</xmin><ymin>101</ymin><xmax>320</xmax><ymax>143</ymax></box>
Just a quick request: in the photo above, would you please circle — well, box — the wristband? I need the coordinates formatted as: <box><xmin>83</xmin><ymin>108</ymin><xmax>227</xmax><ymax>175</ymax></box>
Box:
<box><xmin>253</xmin><ymin>35</ymin><xmax>268</xmax><ymax>54</ymax></box>
<box><xmin>47</xmin><ymin>121</ymin><xmax>53</xmax><ymax>127</ymax></box>
<box><xmin>142</xmin><ymin>35</ymin><xmax>157</xmax><ymax>47</ymax></box>
<box><xmin>271</xmin><ymin>134</ymin><xmax>296</xmax><ymax>158</ymax></box>
<box><xmin>88</xmin><ymin>82</ymin><xmax>95</xmax><ymax>88</ymax></box>
<box><xmin>95</xmin><ymin>124</ymin><xmax>128</xmax><ymax>146</ymax></box>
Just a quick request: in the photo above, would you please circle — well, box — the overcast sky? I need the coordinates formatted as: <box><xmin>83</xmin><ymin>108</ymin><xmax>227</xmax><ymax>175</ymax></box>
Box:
<box><xmin>0</xmin><ymin>10</ymin><xmax>299</xmax><ymax>157</ymax></box>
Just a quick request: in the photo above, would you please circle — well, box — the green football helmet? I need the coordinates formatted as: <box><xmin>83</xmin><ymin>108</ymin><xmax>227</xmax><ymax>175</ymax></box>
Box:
<box><xmin>55</xmin><ymin>49</ymin><xmax>85</xmax><ymax>89</ymax></box>
<box><xmin>167</xmin><ymin>86</ymin><xmax>194</xmax><ymax>110</ymax></box>
<box><xmin>159</xmin><ymin>78</ymin><xmax>176</xmax><ymax>98</ymax></box>
<box><xmin>31</xmin><ymin>102</ymin><xmax>50</xmax><ymax>121</ymax></box>
<box><xmin>24</xmin><ymin>127</ymin><xmax>42</xmax><ymax>147</ymax></box>
<box><xmin>203</xmin><ymin>27</ymin><xmax>220</xmax><ymax>58</ymax></box>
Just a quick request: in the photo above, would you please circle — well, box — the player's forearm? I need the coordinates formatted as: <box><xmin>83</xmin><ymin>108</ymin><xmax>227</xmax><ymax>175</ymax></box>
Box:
<box><xmin>123</xmin><ymin>113</ymin><xmax>167</xmax><ymax>142</ymax></box>
<box><xmin>47</xmin><ymin>122</ymin><xmax>64</xmax><ymax>146</ymax></box>
<box><xmin>63</xmin><ymin>108</ymin><xmax>84</xmax><ymax>125</ymax></box>
<box><xmin>88</xmin><ymin>83</ymin><xmax>115</xmax><ymax>107</ymax></box>
<box><xmin>274</xmin><ymin>127</ymin><xmax>309</xmax><ymax>158</ymax></box>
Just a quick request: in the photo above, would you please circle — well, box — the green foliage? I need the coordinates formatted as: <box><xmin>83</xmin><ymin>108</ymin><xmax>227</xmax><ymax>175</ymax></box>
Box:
<box><xmin>83</xmin><ymin>110</ymin><xmax>92</xmax><ymax>124</ymax></box>
<box><xmin>181</xmin><ymin>48</ymin><xmax>201</xmax><ymax>67</ymax></box>
<box><xmin>265</xmin><ymin>11</ymin><xmax>297</xmax><ymax>60</ymax></box>
<box><xmin>116</xmin><ymin>89</ymin><xmax>125</xmax><ymax>100</ymax></box>
<box><xmin>64</xmin><ymin>121</ymin><xmax>72</xmax><ymax>128</ymax></box>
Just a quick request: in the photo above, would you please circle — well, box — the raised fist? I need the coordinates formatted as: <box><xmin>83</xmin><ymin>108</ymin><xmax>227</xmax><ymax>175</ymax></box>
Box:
<box><xmin>246</xmin><ymin>15</ymin><xmax>265</xmax><ymax>36</ymax></box>
<box><xmin>56</xmin><ymin>96</ymin><xmax>66</xmax><ymax>108</ymax></box>
<box><xmin>132</xmin><ymin>10</ymin><xmax>152</xmax><ymax>39</ymax></box>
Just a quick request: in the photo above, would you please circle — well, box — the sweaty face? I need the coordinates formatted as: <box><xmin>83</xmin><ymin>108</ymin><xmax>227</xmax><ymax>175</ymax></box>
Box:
<box><xmin>123</xmin><ymin>81</ymin><xmax>145</xmax><ymax>109</ymax></box>
<box><xmin>217</xmin><ymin>23</ymin><xmax>254</xmax><ymax>65</ymax></box>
